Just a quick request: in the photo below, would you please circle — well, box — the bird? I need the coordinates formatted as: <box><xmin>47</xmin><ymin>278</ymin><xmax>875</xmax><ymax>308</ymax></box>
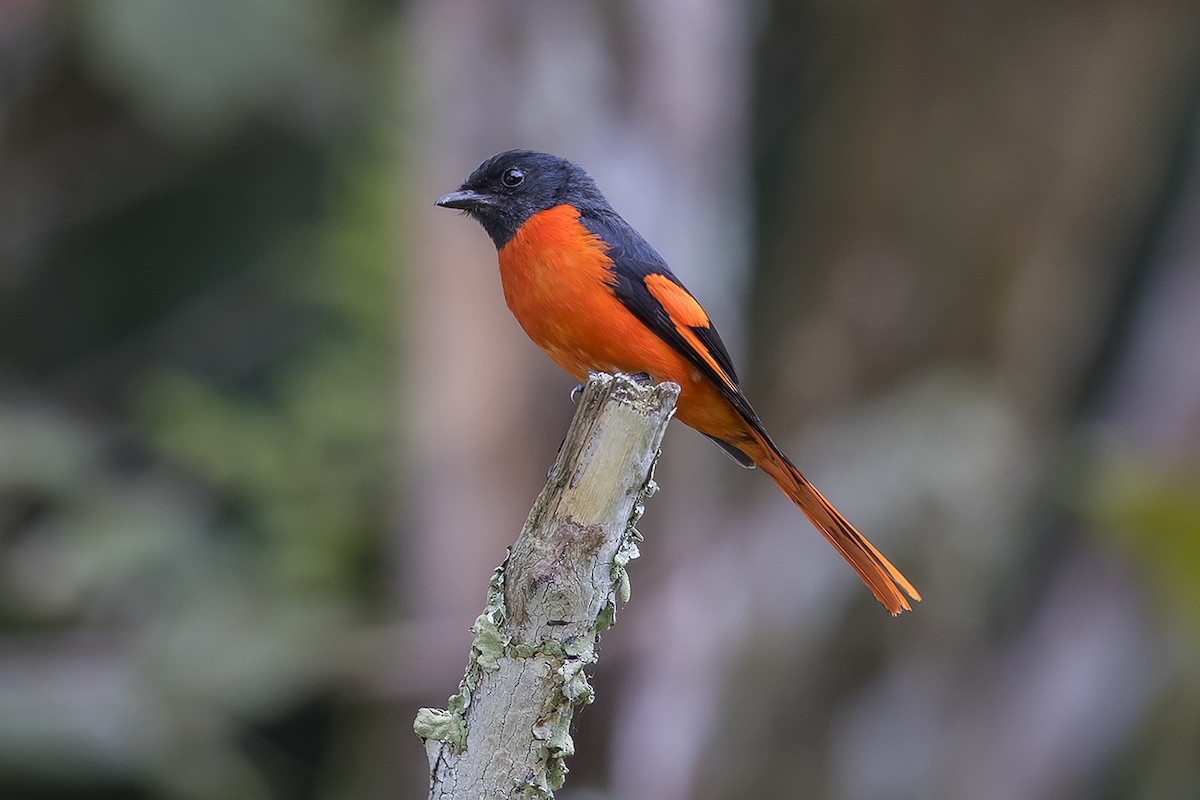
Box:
<box><xmin>435</xmin><ymin>150</ymin><xmax>919</xmax><ymax>615</ymax></box>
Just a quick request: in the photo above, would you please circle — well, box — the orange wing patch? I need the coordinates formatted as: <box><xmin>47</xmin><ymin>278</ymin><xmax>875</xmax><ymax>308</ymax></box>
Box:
<box><xmin>644</xmin><ymin>274</ymin><xmax>710</xmax><ymax>328</ymax></box>
<box><xmin>643</xmin><ymin>273</ymin><xmax>737</xmax><ymax>394</ymax></box>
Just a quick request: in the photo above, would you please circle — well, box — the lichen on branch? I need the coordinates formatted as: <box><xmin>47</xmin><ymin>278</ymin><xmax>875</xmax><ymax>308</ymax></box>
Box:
<box><xmin>415</xmin><ymin>373</ymin><xmax>679</xmax><ymax>799</ymax></box>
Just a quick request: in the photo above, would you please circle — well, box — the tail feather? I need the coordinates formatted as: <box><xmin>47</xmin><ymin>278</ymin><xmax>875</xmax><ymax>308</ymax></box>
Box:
<box><xmin>753</xmin><ymin>437</ymin><xmax>920</xmax><ymax>615</ymax></box>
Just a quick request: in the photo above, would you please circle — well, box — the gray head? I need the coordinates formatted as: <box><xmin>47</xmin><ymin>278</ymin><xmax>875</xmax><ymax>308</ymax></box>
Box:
<box><xmin>435</xmin><ymin>150</ymin><xmax>611</xmax><ymax>248</ymax></box>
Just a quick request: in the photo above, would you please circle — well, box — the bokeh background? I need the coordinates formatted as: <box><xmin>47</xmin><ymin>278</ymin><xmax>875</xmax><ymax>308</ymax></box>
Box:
<box><xmin>2</xmin><ymin>1</ymin><xmax>1200</xmax><ymax>798</ymax></box>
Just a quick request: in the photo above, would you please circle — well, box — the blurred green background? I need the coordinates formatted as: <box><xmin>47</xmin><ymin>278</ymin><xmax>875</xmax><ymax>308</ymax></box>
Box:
<box><xmin>2</xmin><ymin>2</ymin><xmax>1199</xmax><ymax>799</ymax></box>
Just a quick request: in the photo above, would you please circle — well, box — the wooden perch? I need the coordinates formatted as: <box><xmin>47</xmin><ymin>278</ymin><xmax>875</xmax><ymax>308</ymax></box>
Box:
<box><xmin>414</xmin><ymin>373</ymin><xmax>680</xmax><ymax>799</ymax></box>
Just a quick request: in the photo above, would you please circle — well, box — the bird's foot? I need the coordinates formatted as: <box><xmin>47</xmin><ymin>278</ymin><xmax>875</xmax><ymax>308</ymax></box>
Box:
<box><xmin>572</xmin><ymin>372</ymin><xmax>652</xmax><ymax>404</ymax></box>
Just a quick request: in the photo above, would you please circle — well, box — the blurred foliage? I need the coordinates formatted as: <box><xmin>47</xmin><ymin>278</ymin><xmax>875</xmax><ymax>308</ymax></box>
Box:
<box><xmin>77</xmin><ymin>0</ymin><xmax>335</xmax><ymax>142</ymax></box>
<box><xmin>1081</xmin><ymin>449</ymin><xmax>1200</xmax><ymax>635</ymax></box>
<box><xmin>138</xmin><ymin>141</ymin><xmax>396</xmax><ymax>596</ymax></box>
<box><xmin>0</xmin><ymin>1</ymin><xmax>402</xmax><ymax>798</ymax></box>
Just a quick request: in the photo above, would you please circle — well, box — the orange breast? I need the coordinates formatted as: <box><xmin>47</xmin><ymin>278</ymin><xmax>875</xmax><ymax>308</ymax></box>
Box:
<box><xmin>496</xmin><ymin>204</ymin><xmax>745</xmax><ymax>439</ymax></box>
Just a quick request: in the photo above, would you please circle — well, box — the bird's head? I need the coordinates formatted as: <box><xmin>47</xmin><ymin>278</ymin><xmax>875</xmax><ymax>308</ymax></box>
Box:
<box><xmin>435</xmin><ymin>150</ymin><xmax>608</xmax><ymax>248</ymax></box>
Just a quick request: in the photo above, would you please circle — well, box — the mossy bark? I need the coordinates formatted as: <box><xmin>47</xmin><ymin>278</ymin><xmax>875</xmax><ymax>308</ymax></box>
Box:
<box><xmin>415</xmin><ymin>373</ymin><xmax>679</xmax><ymax>798</ymax></box>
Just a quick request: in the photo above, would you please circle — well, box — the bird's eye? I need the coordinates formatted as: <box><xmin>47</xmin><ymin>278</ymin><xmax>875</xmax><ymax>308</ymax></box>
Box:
<box><xmin>501</xmin><ymin>167</ymin><xmax>525</xmax><ymax>188</ymax></box>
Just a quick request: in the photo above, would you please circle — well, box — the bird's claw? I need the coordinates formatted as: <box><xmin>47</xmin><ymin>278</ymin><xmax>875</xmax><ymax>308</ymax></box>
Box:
<box><xmin>571</xmin><ymin>372</ymin><xmax>652</xmax><ymax>405</ymax></box>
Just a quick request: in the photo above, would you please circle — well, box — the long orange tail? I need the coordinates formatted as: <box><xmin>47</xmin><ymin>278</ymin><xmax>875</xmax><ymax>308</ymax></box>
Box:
<box><xmin>750</xmin><ymin>434</ymin><xmax>920</xmax><ymax>615</ymax></box>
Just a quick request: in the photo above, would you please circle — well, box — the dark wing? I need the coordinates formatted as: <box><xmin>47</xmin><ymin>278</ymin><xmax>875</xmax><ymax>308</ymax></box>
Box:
<box><xmin>581</xmin><ymin>210</ymin><xmax>766</xmax><ymax>466</ymax></box>
<box><xmin>702</xmin><ymin>433</ymin><xmax>758</xmax><ymax>469</ymax></box>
